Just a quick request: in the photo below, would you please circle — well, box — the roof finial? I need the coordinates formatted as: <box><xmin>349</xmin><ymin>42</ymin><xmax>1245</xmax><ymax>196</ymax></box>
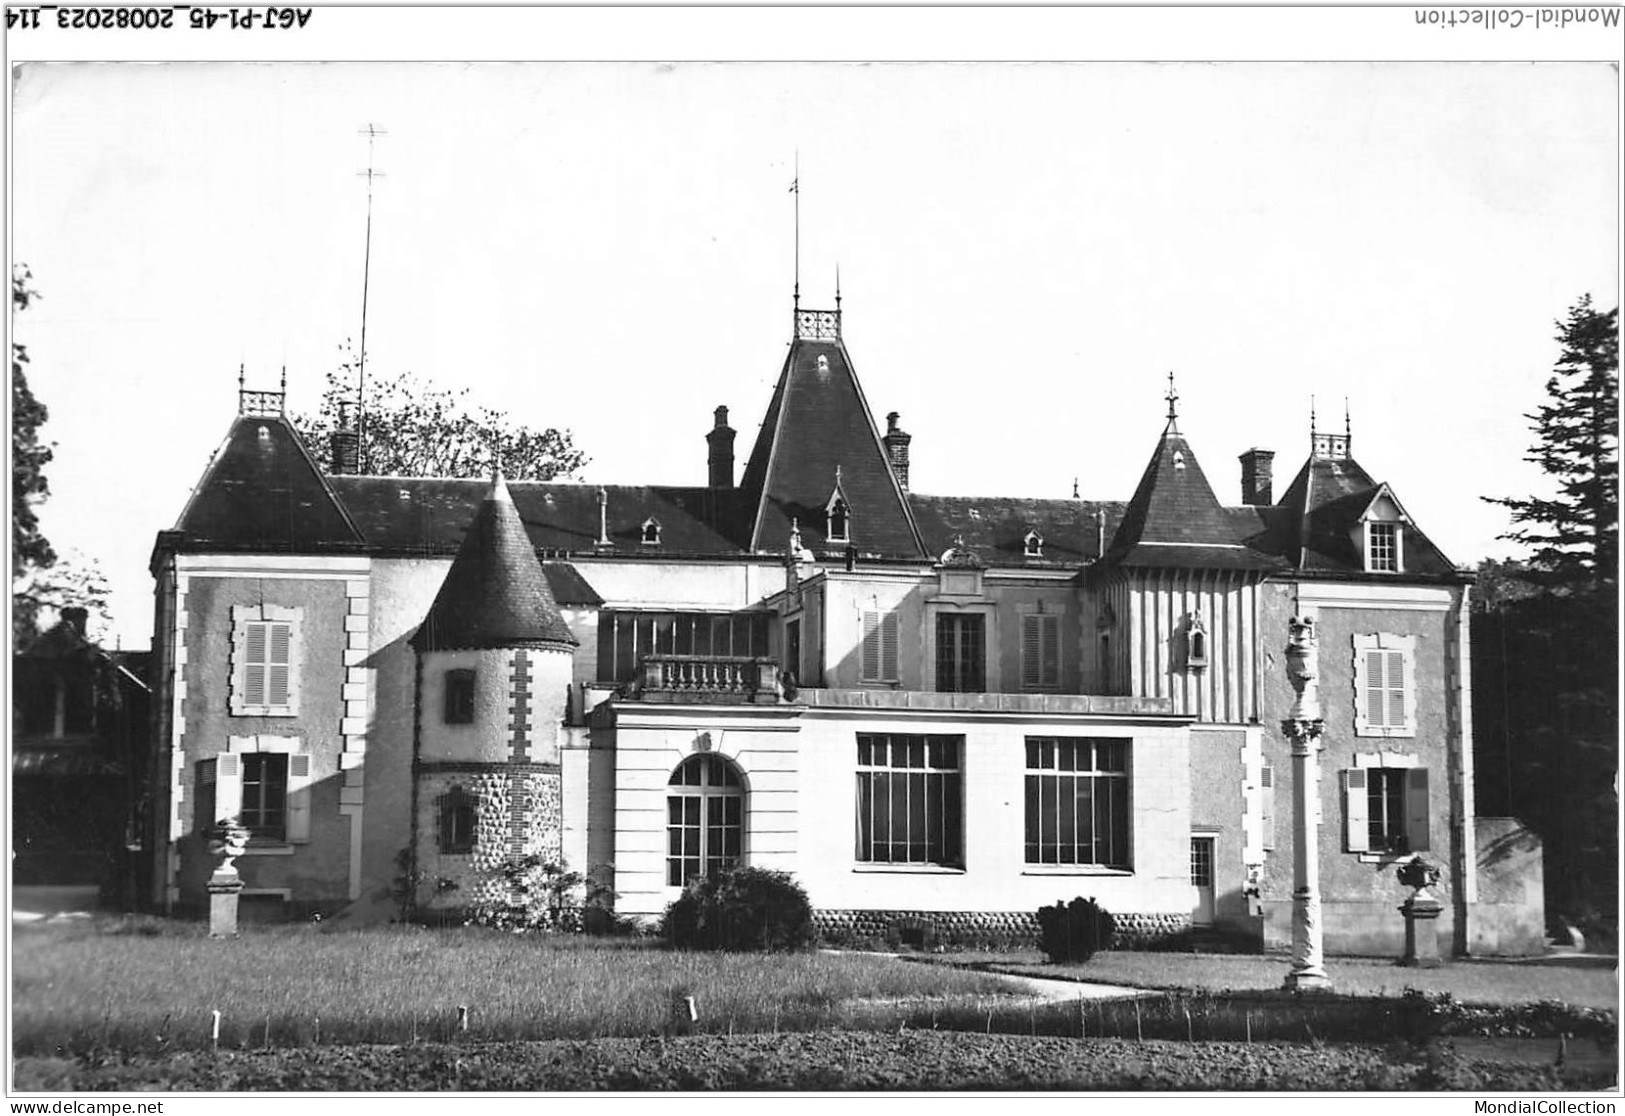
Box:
<box><xmin>1310</xmin><ymin>395</ymin><xmax>1318</xmax><ymax>441</ymax></box>
<box><xmin>835</xmin><ymin>263</ymin><xmax>842</xmax><ymax>310</ymax></box>
<box><xmin>280</xmin><ymin>364</ymin><xmax>287</xmax><ymax>395</ymax></box>
<box><xmin>238</xmin><ymin>362</ymin><xmax>245</xmax><ymax>393</ymax></box>
<box><xmin>1344</xmin><ymin>396</ymin><xmax>1351</xmax><ymax>441</ymax></box>
<box><xmin>1165</xmin><ymin>371</ymin><xmax>1179</xmax><ymax>423</ymax></box>
<box><xmin>1072</xmin><ymin>476</ymin><xmax>1080</xmax><ymax>499</ymax></box>
<box><xmin>790</xmin><ymin>151</ymin><xmax>800</xmax><ymax>315</ymax></box>
<box><xmin>835</xmin><ymin>463</ymin><xmax>842</xmax><ymax>486</ymax></box>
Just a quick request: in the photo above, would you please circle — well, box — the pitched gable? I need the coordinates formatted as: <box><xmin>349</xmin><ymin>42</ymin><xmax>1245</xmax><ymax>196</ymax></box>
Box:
<box><xmin>1270</xmin><ymin>451</ymin><xmax>1457</xmax><ymax>575</ymax></box>
<box><xmin>737</xmin><ymin>329</ymin><xmax>926</xmax><ymax>557</ymax></box>
<box><xmin>171</xmin><ymin>416</ymin><xmax>362</xmax><ymax>551</ymax></box>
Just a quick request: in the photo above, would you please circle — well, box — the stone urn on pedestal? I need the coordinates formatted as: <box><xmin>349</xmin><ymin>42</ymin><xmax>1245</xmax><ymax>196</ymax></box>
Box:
<box><xmin>1397</xmin><ymin>855</ymin><xmax>1444</xmax><ymax>968</ymax></box>
<box><xmin>207</xmin><ymin>817</ymin><xmax>250</xmax><ymax>939</ymax></box>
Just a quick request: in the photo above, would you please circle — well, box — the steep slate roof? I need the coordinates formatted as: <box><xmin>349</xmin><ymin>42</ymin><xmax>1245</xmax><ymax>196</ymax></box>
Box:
<box><xmin>170</xmin><ymin>416</ymin><xmax>363</xmax><ymax>551</ymax></box>
<box><xmin>414</xmin><ymin>474</ymin><xmax>577</xmax><ymax>651</ymax></box>
<box><xmin>1106</xmin><ymin>416</ymin><xmax>1282</xmax><ymax>571</ymax></box>
<box><xmin>326</xmin><ymin>476</ymin><xmax>743</xmax><ymax>556</ymax></box>
<box><xmin>736</xmin><ymin>333</ymin><xmax>926</xmax><ymax>557</ymax></box>
<box><xmin>908</xmin><ymin>494</ymin><xmax>1125</xmax><ymax>565</ymax></box>
<box><xmin>1269</xmin><ymin>450</ymin><xmax>1457</xmax><ymax>575</ymax></box>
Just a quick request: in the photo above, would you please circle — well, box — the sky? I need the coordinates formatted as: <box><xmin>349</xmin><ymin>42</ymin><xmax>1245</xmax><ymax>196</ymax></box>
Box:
<box><xmin>8</xmin><ymin>49</ymin><xmax>1620</xmax><ymax>649</ymax></box>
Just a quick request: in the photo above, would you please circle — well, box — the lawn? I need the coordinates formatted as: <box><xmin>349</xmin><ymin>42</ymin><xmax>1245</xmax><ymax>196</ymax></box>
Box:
<box><xmin>10</xmin><ymin>918</ymin><xmax>1018</xmax><ymax>1056</ymax></box>
<box><xmin>964</xmin><ymin>951</ymin><xmax>1619</xmax><ymax>1010</ymax></box>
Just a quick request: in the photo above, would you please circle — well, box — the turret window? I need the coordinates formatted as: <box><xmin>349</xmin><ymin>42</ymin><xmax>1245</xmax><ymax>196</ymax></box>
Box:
<box><xmin>827</xmin><ymin>498</ymin><xmax>850</xmax><ymax>544</ymax></box>
<box><xmin>437</xmin><ymin>786</ymin><xmax>479</xmax><ymax>855</ymax></box>
<box><xmin>444</xmin><ymin>669</ymin><xmax>476</xmax><ymax>724</ymax></box>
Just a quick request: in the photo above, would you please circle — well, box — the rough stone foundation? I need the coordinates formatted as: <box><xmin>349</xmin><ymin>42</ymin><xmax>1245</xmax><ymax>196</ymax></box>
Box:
<box><xmin>812</xmin><ymin>908</ymin><xmax>1193</xmax><ymax>950</ymax></box>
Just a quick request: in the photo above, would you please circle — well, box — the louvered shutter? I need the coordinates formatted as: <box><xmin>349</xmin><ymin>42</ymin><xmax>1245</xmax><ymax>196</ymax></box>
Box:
<box><xmin>286</xmin><ymin>754</ymin><xmax>311</xmax><ymax>842</ymax></box>
<box><xmin>215</xmin><ymin>752</ymin><xmax>243</xmax><ymax>824</ymax></box>
<box><xmin>1260</xmin><ymin>765</ymin><xmax>1275</xmax><ymax>851</ymax></box>
<box><xmin>1041</xmin><ymin>615</ymin><xmax>1059</xmax><ymax>687</ymax></box>
<box><xmin>267</xmin><ymin>623</ymin><xmax>292</xmax><ymax>708</ymax></box>
<box><xmin>244</xmin><ymin>624</ymin><xmax>268</xmax><ymax>708</ymax></box>
<box><xmin>880</xmin><ymin>613</ymin><xmax>899</xmax><ymax>681</ymax></box>
<box><xmin>861</xmin><ymin>611</ymin><xmax>881</xmax><ymax>681</ymax></box>
<box><xmin>1364</xmin><ymin>650</ymin><xmax>1386</xmax><ymax>726</ymax></box>
<box><xmin>1405</xmin><ymin>767</ymin><xmax>1430</xmax><ymax>852</ymax></box>
<box><xmin>1022</xmin><ymin>615</ymin><xmax>1041</xmax><ymax>688</ymax></box>
<box><xmin>1343</xmin><ymin>768</ymin><xmax>1369</xmax><ymax>852</ymax></box>
<box><xmin>1384</xmin><ymin>651</ymin><xmax>1407</xmax><ymax>729</ymax></box>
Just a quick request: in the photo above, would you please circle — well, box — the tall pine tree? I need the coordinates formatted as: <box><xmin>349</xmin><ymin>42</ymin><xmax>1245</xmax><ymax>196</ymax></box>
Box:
<box><xmin>1476</xmin><ymin>295</ymin><xmax>1619</xmax><ymax>945</ymax></box>
<box><xmin>1489</xmin><ymin>295</ymin><xmax>1618</xmax><ymax>595</ymax></box>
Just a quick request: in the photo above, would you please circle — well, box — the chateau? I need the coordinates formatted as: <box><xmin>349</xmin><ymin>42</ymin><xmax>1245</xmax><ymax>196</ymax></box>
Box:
<box><xmin>146</xmin><ymin>300</ymin><xmax>1529</xmax><ymax>955</ymax></box>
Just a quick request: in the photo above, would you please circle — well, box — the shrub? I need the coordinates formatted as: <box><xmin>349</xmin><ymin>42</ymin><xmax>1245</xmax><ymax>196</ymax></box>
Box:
<box><xmin>1036</xmin><ymin>895</ymin><xmax>1116</xmax><ymax>963</ymax></box>
<box><xmin>466</xmin><ymin>855</ymin><xmax>583</xmax><ymax>933</ymax></box>
<box><xmin>662</xmin><ymin>866</ymin><xmax>814</xmax><ymax>952</ymax></box>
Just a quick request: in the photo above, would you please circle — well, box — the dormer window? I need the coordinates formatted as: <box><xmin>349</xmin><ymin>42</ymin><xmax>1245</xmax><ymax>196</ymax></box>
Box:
<box><xmin>1023</xmin><ymin>530</ymin><xmax>1043</xmax><ymax>558</ymax></box>
<box><xmin>1354</xmin><ymin>485</ymin><xmax>1409</xmax><ymax>574</ymax></box>
<box><xmin>1367</xmin><ymin>522</ymin><xmax>1400</xmax><ymax>572</ymax></box>
<box><xmin>641</xmin><ymin>517</ymin><xmax>662</xmax><ymax>546</ymax></box>
<box><xmin>827</xmin><ymin>499</ymin><xmax>849</xmax><ymax>544</ymax></box>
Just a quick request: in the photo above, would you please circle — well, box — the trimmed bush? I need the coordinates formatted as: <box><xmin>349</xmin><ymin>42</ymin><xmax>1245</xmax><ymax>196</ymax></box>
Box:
<box><xmin>662</xmin><ymin>866</ymin><xmax>815</xmax><ymax>952</ymax></box>
<box><xmin>1036</xmin><ymin>895</ymin><xmax>1116</xmax><ymax>962</ymax></box>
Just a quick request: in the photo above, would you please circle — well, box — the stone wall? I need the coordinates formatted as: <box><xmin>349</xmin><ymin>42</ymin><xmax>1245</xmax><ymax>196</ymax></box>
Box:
<box><xmin>812</xmin><ymin>908</ymin><xmax>1193</xmax><ymax>950</ymax></box>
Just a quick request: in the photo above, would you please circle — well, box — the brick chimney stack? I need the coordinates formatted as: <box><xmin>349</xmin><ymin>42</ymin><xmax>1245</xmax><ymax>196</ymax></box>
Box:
<box><xmin>61</xmin><ymin>606</ymin><xmax>88</xmax><ymax>636</ymax></box>
<box><xmin>883</xmin><ymin>411</ymin><xmax>912</xmax><ymax>492</ymax></box>
<box><xmin>706</xmin><ymin>405</ymin><xmax>736</xmax><ymax>489</ymax></box>
<box><xmin>330</xmin><ymin>400</ymin><xmax>361</xmax><ymax>475</ymax></box>
<box><xmin>1239</xmin><ymin>448</ymin><xmax>1275</xmax><ymax>506</ymax></box>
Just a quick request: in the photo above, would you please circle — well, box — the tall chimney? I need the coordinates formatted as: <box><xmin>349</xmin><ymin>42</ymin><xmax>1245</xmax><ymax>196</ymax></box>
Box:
<box><xmin>883</xmin><ymin>411</ymin><xmax>912</xmax><ymax>492</ymax></box>
<box><xmin>706</xmin><ymin>405</ymin><xmax>735</xmax><ymax>489</ymax></box>
<box><xmin>1239</xmin><ymin>448</ymin><xmax>1275</xmax><ymax>506</ymax></box>
<box><xmin>330</xmin><ymin>400</ymin><xmax>361</xmax><ymax>475</ymax></box>
<box><xmin>61</xmin><ymin>606</ymin><xmax>88</xmax><ymax>637</ymax></box>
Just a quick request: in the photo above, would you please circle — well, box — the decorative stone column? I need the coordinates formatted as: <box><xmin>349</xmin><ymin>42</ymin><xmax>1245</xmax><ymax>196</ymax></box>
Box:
<box><xmin>1282</xmin><ymin>616</ymin><xmax>1331</xmax><ymax>991</ymax></box>
<box><xmin>1397</xmin><ymin>856</ymin><xmax>1444</xmax><ymax>968</ymax></box>
<box><xmin>206</xmin><ymin>818</ymin><xmax>249</xmax><ymax>939</ymax></box>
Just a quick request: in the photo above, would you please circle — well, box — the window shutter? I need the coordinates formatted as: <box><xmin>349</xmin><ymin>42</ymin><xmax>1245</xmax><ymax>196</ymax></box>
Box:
<box><xmin>1343</xmin><ymin>768</ymin><xmax>1369</xmax><ymax>852</ymax></box>
<box><xmin>1260</xmin><ymin>765</ymin><xmax>1275</xmax><ymax>851</ymax></box>
<box><xmin>1021</xmin><ymin>615</ymin><xmax>1040</xmax><ymax>688</ymax></box>
<box><xmin>215</xmin><ymin>752</ymin><xmax>243</xmax><ymax>824</ymax></box>
<box><xmin>1364</xmin><ymin>650</ymin><xmax>1386</xmax><ymax>726</ymax></box>
<box><xmin>244</xmin><ymin>623</ymin><xmax>268</xmax><ymax>707</ymax></box>
<box><xmin>267</xmin><ymin>623</ymin><xmax>292</xmax><ymax>708</ymax></box>
<box><xmin>1405</xmin><ymin>767</ymin><xmax>1430</xmax><ymax>852</ymax></box>
<box><xmin>286</xmin><ymin>754</ymin><xmax>312</xmax><ymax>842</ymax></box>
<box><xmin>1041</xmin><ymin>615</ymin><xmax>1059</xmax><ymax>687</ymax></box>
<box><xmin>861</xmin><ymin>611</ymin><xmax>880</xmax><ymax>681</ymax></box>
<box><xmin>880</xmin><ymin>613</ymin><xmax>899</xmax><ymax>681</ymax></box>
<box><xmin>1385</xmin><ymin>650</ymin><xmax>1407</xmax><ymax>729</ymax></box>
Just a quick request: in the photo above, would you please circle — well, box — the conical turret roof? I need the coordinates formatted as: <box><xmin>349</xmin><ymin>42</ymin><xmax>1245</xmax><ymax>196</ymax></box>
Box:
<box><xmin>413</xmin><ymin>472</ymin><xmax>577</xmax><ymax>651</ymax></box>
<box><xmin>1106</xmin><ymin>414</ymin><xmax>1280</xmax><ymax>570</ymax></box>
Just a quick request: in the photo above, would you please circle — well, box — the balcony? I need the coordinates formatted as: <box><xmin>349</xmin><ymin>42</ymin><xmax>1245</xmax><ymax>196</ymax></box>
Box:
<box><xmin>622</xmin><ymin>655</ymin><xmax>785</xmax><ymax>705</ymax></box>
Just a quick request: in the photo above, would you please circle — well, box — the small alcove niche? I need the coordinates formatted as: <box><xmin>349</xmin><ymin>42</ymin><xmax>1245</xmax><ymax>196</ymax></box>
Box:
<box><xmin>641</xmin><ymin>517</ymin><xmax>662</xmax><ymax>546</ymax></box>
<box><xmin>1185</xmin><ymin>613</ymin><xmax>1209</xmax><ymax>671</ymax></box>
<box><xmin>1023</xmin><ymin>529</ymin><xmax>1044</xmax><ymax>558</ymax></box>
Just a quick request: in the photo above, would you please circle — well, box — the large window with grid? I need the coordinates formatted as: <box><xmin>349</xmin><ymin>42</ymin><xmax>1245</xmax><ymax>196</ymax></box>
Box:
<box><xmin>597</xmin><ymin>611</ymin><xmax>770</xmax><ymax>684</ymax></box>
<box><xmin>855</xmin><ymin>734</ymin><xmax>962</xmax><ymax>866</ymax></box>
<box><xmin>667</xmin><ymin>754</ymin><xmax>744</xmax><ymax>886</ymax></box>
<box><xmin>1024</xmin><ymin>737</ymin><xmax>1130</xmax><ymax>868</ymax></box>
<box><xmin>935</xmin><ymin>613</ymin><xmax>985</xmax><ymax>693</ymax></box>
<box><xmin>240</xmin><ymin>753</ymin><xmax>289</xmax><ymax>841</ymax></box>
<box><xmin>1366</xmin><ymin>522</ymin><xmax>1401</xmax><ymax>572</ymax></box>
